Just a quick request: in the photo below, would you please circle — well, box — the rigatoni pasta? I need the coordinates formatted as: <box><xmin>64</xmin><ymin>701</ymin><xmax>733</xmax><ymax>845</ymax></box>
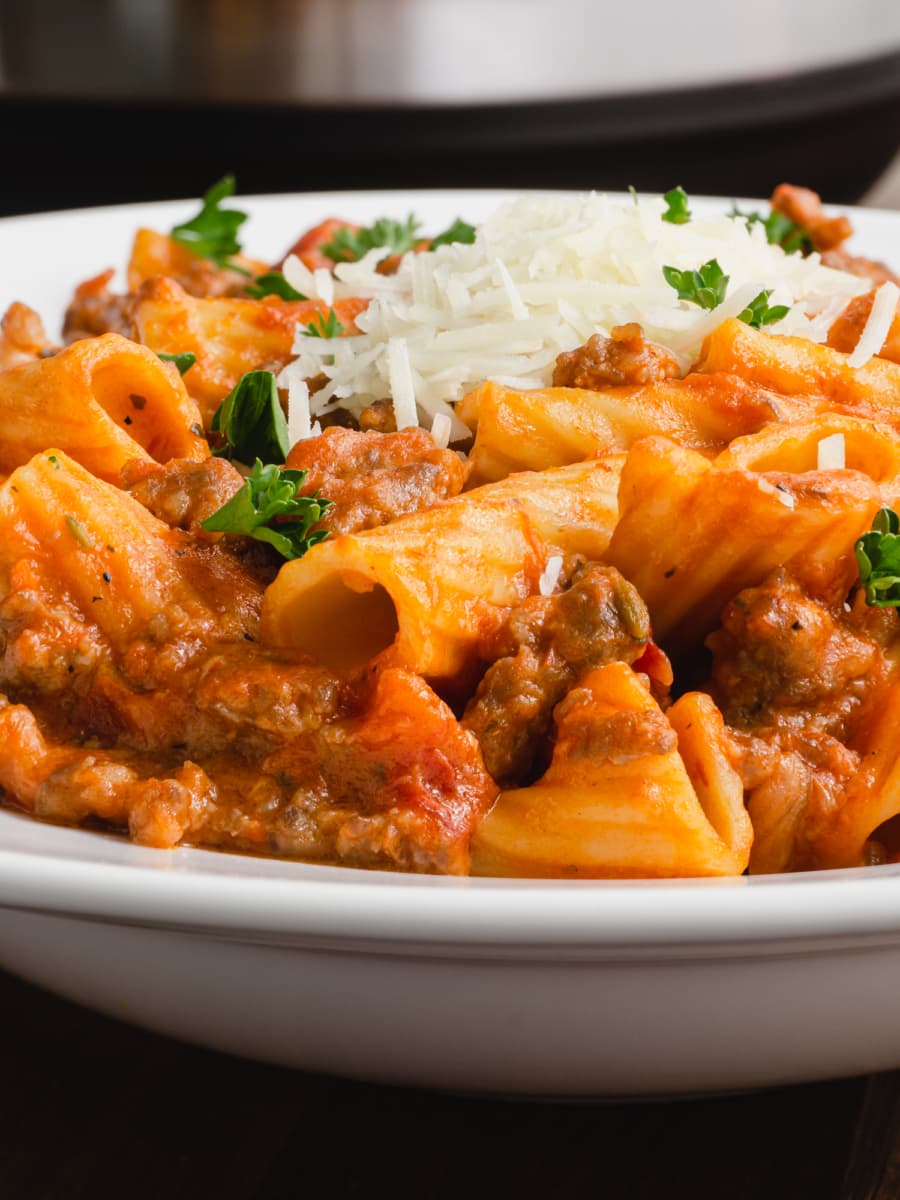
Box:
<box><xmin>2</xmin><ymin>181</ymin><xmax>900</xmax><ymax>880</ymax></box>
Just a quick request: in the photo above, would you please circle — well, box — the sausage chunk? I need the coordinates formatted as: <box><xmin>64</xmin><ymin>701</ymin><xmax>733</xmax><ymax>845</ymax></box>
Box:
<box><xmin>552</xmin><ymin>323</ymin><xmax>681</xmax><ymax>389</ymax></box>
<box><xmin>462</xmin><ymin>563</ymin><xmax>653</xmax><ymax>785</ymax></box>
<box><xmin>286</xmin><ymin>425</ymin><xmax>469</xmax><ymax>535</ymax></box>
<box><xmin>707</xmin><ymin>569</ymin><xmax>882</xmax><ymax>730</ymax></box>
<box><xmin>63</xmin><ymin>269</ymin><xmax>135</xmax><ymax>342</ymax></box>
<box><xmin>121</xmin><ymin>456</ymin><xmax>245</xmax><ymax>532</ymax></box>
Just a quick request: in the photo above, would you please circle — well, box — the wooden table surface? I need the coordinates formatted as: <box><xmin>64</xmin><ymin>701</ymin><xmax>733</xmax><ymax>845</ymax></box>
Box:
<box><xmin>2</xmin><ymin>967</ymin><xmax>899</xmax><ymax>1200</ymax></box>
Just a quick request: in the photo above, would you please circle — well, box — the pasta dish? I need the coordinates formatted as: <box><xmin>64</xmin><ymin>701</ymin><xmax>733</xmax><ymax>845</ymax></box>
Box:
<box><xmin>1</xmin><ymin>180</ymin><xmax>899</xmax><ymax>879</ymax></box>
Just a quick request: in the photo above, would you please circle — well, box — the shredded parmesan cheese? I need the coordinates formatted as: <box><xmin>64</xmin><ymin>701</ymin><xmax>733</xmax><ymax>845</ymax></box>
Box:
<box><xmin>817</xmin><ymin>432</ymin><xmax>846</xmax><ymax>470</ymax></box>
<box><xmin>847</xmin><ymin>281</ymin><xmax>900</xmax><ymax>369</ymax></box>
<box><xmin>287</xmin><ymin>378</ymin><xmax>311</xmax><ymax>445</ymax></box>
<box><xmin>313</xmin><ymin>268</ymin><xmax>334</xmax><ymax>308</ymax></box>
<box><xmin>430</xmin><ymin>412</ymin><xmax>452</xmax><ymax>449</ymax></box>
<box><xmin>539</xmin><ymin>554</ymin><xmax>564</xmax><ymax>596</ymax></box>
<box><xmin>495</xmin><ymin>256</ymin><xmax>528</xmax><ymax>321</ymax></box>
<box><xmin>280</xmin><ymin>192</ymin><xmax>868</xmax><ymax>426</ymax></box>
<box><xmin>387</xmin><ymin>338</ymin><xmax>418</xmax><ymax>430</ymax></box>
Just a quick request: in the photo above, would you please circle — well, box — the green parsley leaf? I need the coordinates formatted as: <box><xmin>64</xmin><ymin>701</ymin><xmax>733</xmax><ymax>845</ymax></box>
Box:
<box><xmin>304</xmin><ymin>309</ymin><xmax>344</xmax><ymax>339</ymax></box>
<box><xmin>662</xmin><ymin>259</ymin><xmax>729</xmax><ymax>310</ymax></box>
<box><xmin>210</xmin><ymin>370</ymin><xmax>289</xmax><ymax>465</ymax></box>
<box><xmin>201</xmin><ymin>460</ymin><xmax>331</xmax><ymax>560</ymax></box>
<box><xmin>730</xmin><ymin>207</ymin><xmax>813</xmax><ymax>256</ymax></box>
<box><xmin>430</xmin><ymin>217</ymin><xmax>477</xmax><ymax>250</ymax></box>
<box><xmin>662</xmin><ymin>186</ymin><xmax>692</xmax><ymax>225</ymax></box>
<box><xmin>737</xmin><ymin>289</ymin><xmax>790</xmax><ymax>329</ymax></box>
<box><xmin>244</xmin><ymin>271</ymin><xmax>307</xmax><ymax>301</ymax></box>
<box><xmin>170</xmin><ymin>176</ymin><xmax>248</xmax><ymax>268</ymax></box>
<box><xmin>628</xmin><ymin>185</ymin><xmax>639</xmax><ymax>206</ymax></box>
<box><xmin>157</xmin><ymin>351</ymin><xmax>197</xmax><ymax>375</ymax></box>
<box><xmin>321</xmin><ymin>215</ymin><xmax>421</xmax><ymax>264</ymax></box>
<box><xmin>855</xmin><ymin>508</ymin><xmax>900</xmax><ymax>606</ymax></box>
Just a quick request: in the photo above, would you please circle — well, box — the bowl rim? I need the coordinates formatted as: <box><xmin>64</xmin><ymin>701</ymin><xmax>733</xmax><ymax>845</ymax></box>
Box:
<box><xmin>2</xmin><ymin>188</ymin><xmax>900</xmax><ymax>956</ymax></box>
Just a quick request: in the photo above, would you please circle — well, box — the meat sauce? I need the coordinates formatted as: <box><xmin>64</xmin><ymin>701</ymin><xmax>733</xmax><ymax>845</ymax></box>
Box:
<box><xmin>0</xmin><ymin>442</ymin><xmax>497</xmax><ymax>873</ymax></box>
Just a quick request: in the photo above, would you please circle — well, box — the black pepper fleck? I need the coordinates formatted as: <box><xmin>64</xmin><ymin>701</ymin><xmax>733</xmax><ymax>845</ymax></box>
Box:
<box><xmin>664</xmin><ymin>567</ymin><xmax>678</xmax><ymax>579</ymax></box>
<box><xmin>129</xmin><ymin>393</ymin><xmax>147</xmax><ymax>409</ymax></box>
<box><xmin>102</xmin><ymin>571</ymin><xmax>112</xmax><ymax>583</ymax></box>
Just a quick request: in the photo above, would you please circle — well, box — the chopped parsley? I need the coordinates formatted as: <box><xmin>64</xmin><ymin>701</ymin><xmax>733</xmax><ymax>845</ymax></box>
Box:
<box><xmin>664</xmin><ymin>260</ymin><xmax>791</xmax><ymax>327</ymax></box>
<box><xmin>304</xmin><ymin>308</ymin><xmax>344</xmax><ymax>339</ymax></box>
<box><xmin>244</xmin><ymin>271</ymin><xmax>307</xmax><ymax>301</ymax></box>
<box><xmin>662</xmin><ymin>258</ymin><xmax>729</xmax><ymax>310</ymax></box>
<box><xmin>201</xmin><ymin>460</ymin><xmax>331</xmax><ymax>560</ymax></box>
<box><xmin>430</xmin><ymin>217</ymin><xmax>477</xmax><ymax>250</ymax></box>
<box><xmin>730</xmin><ymin>207</ymin><xmax>813</xmax><ymax>256</ymax></box>
<box><xmin>210</xmin><ymin>370</ymin><xmax>289</xmax><ymax>465</ymax></box>
<box><xmin>170</xmin><ymin>176</ymin><xmax>248</xmax><ymax>268</ymax></box>
<box><xmin>737</xmin><ymin>289</ymin><xmax>790</xmax><ymax>329</ymax></box>
<box><xmin>855</xmin><ymin>508</ymin><xmax>900</xmax><ymax>607</ymax></box>
<box><xmin>157</xmin><ymin>351</ymin><xmax>197</xmax><ymax>375</ymax></box>
<box><xmin>321</xmin><ymin>215</ymin><xmax>421</xmax><ymax>264</ymax></box>
<box><xmin>661</xmin><ymin>186</ymin><xmax>692</xmax><ymax>225</ymax></box>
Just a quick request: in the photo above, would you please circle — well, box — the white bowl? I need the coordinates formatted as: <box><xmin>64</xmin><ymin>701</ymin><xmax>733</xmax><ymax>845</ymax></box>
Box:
<box><xmin>2</xmin><ymin>190</ymin><xmax>900</xmax><ymax>1096</ymax></box>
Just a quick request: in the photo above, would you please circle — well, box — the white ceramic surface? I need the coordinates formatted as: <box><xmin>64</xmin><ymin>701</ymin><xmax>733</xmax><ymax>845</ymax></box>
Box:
<box><xmin>1</xmin><ymin>191</ymin><xmax>900</xmax><ymax>1096</ymax></box>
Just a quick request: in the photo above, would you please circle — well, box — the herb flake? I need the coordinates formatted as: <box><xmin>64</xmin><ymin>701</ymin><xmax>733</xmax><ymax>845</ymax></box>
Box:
<box><xmin>210</xmin><ymin>370</ymin><xmax>289</xmax><ymax>465</ymax></box>
<box><xmin>170</xmin><ymin>176</ymin><xmax>248</xmax><ymax>268</ymax></box>
<box><xmin>662</xmin><ymin>258</ymin><xmax>729</xmax><ymax>310</ymax></box>
<box><xmin>304</xmin><ymin>309</ymin><xmax>344</xmax><ymax>339</ymax></box>
<box><xmin>321</xmin><ymin>215</ymin><xmax>421</xmax><ymax>264</ymax></box>
<box><xmin>730</xmin><ymin>206</ymin><xmax>813</xmax><ymax>255</ymax></box>
<box><xmin>662</xmin><ymin>186</ymin><xmax>692</xmax><ymax>225</ymax></box>
<box><xmin>201</xmin><ymin>460</ymin><xmax>331</xmax><ymax>560</ymax></box>
<box><xmin>157</xmin><ymin>351</ymin><xmax>197</xmax><ymax>375</ymax></box>
<box><xmin>856</xmin><ymin>508</ymin><xmax>900</xmax><ymax>607</ymax></box>
<box><xmin>244</xmin><ymin>271</ymin><xmax>307</xmax><ymax>301</ymax></box>
<box><xmin>430</xmin><ymin>217</ymin><xmax>477</xmax><ymax>250</ymax></box>
<box><xmin>737</xmin><ymin>289</ymin><xmax>790</xmax><ymax>329</ymax></box>
<box><xmin>65</xmin><ymin>515</ymin><xmax>94</xmax><ymax>548</ymax></box>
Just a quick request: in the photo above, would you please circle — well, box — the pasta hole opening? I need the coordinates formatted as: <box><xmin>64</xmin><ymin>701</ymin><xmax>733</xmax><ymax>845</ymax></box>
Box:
<box><xmin>281</xmin><ymin>574</ymin><xmax>399</xmax><ymax>670</ymax></box>
<box><xmin>865</xmin><ymin>815</ymin><xmax>900</xmax><ymax>865</ymax></box>
<box><xmin>91</xmin><ymin>360</ymin><xmax>178</xmax><ymax>462</ymax></box>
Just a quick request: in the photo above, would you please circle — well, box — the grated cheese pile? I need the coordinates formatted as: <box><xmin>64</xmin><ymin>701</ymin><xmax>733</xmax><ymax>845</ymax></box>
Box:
<box><xmin>279</xmin><ymin>192</ymin><xmax>872</xmax><ymax>435</ymax></box>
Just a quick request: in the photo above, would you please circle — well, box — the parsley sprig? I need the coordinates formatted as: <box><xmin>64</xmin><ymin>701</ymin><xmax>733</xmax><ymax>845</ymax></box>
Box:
<box><xmin>210</xmin><ymin>370</ymin><xmax>289</xmax><ymax>465</ymax></box>
<box><xmin>663</xmin><ymin>258</ymin><xmax>790</xmax><ymax>328</ymax></box>
<box><xmin>730</xmin><ymin>207</ymin><xmax>813</xmax><ymax>256</ymax></box>
<box><xmin>737</xmin><ymin>289</ymin><xmax>790</xmax><ymax>329</ymax></box>
<box><xmin>157</xmin><ymin>350</ymin><xmax>197</xmax><ymax>375</ymax></box>
<box><xmin>855</xmin><ymin>508</ymin><xmax>900</xmax><ymax>607</ymax></box>
<box><xmin>244</xmin><ymin>271</ymin><xmax>307</xmax><ymax>301</ymax></box>
<box><xmin>304</xmin><ymin>308</ymin><xmax>344</xmax><ymax>338</ymax></box>
<box><xmin>662</xmin><ymin>259</ymin><xmax>728</xmax><ymax>310</ymax></box>
<box><xmin>321</xmin><ymin>215</ymin><xmax>421</xmax><ymax>264</ymax></box>
<box><xmin>201</xmin><ymin>460</ymin><xmax>330</xmax><ymax>560</ymax></box>
<box><xmin>662</xmin><ymin>186</ymin><xmax>692</xmax><ymax>225</ymax></box>
<box><xmin>171</xmin><ymin>176</ymin><xmax>248</xmax><ymax>268</ymax></box>
<box><xmin>431</xmin><ymin>217</ymin><xmax>477</xmax><ymax>249</ymax></box>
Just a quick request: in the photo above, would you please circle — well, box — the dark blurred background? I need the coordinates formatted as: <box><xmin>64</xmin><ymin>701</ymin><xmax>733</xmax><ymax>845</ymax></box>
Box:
<box><xmin>1</xmin><ymin>0</ymin><xmax>899</xmax><ymax>214</ymax></box>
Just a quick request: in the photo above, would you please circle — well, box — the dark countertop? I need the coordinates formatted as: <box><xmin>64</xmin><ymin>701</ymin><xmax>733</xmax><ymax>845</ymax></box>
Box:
<box><xmin>2</xmin><ymin>966</ymin><xmax>897</xmax><ymax>1199</ymax></box>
